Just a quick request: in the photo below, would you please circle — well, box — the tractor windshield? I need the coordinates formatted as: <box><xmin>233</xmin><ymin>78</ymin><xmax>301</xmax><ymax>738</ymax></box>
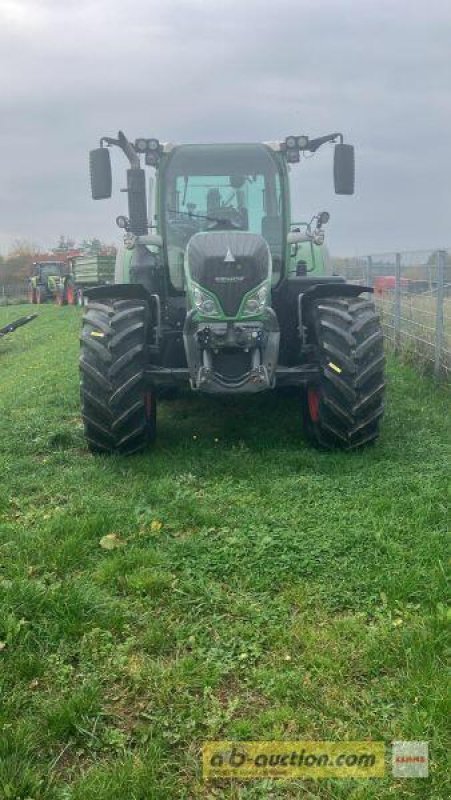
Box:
<box><xmin>39</xmin><ymin>262</ymin><xmax>64</xmax><ymax>277</ymax></box>
<box><xmin>161</xmin><ymin>144</ymin><xmax>285</xmax><ymax>290</ymax></box>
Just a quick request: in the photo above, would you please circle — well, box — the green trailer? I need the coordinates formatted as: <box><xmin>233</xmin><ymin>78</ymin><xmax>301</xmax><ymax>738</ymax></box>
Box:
<box><xmin>62</xmin><ymin>255</ymin><xmax>116</xmax><ymax>305</ymax></box>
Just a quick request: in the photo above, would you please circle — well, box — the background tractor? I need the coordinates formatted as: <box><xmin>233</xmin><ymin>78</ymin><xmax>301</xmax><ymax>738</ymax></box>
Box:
<box><xmin>81</xmin><ymin>131</ymin><xmax>385</xmax><ymax>454</ymax></box>
<box><xmin>28</xmin><ymin>261</ymin><xmax>67</xmax><ymax>304</ymax></box>
<box><xmin>29</xmin><ymin>256</ymin><xmax>116</xmax><ymax>306</ymax></box>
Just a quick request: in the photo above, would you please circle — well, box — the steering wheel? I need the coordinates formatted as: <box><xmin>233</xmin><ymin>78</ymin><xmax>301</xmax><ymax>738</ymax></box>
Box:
<box><xmin>207</xmin><ymin>208</ymin><xmax>244</xmax><ymax>230</ymax></box>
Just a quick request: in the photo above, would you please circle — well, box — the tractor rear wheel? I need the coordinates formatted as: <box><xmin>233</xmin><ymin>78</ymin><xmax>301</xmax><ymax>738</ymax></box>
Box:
<box><xmin>302</xmin><ymin>295</ymin><xmax>385</xmax><ymax>450</ymax></box>
<box><xmin>80</xmin><ymin>297</ymin><xmax>156</xmax><ymax>455</ymax></box>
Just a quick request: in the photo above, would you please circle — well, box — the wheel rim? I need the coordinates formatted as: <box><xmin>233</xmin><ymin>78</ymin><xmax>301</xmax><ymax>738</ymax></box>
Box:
<box><xmin>307</xmin><ymin>387</ymin><xmax>321</xmax><ymax>422</ymax></box>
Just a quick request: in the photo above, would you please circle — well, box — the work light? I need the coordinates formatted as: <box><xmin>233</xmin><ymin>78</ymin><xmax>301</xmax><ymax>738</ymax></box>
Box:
<box><xmin>134</xmin><ymin>138</ymin><xmax>148</xmax><ymax>153</ymax></box>
<box><xmin>116</xmin><ymin>215</ymin><xmax>129</xmax><ymax>229</ymax></box>
<box><xmin>297</xmin><ymin>135</ymin><xmax>309</xmax><ymax>149</ymax></box>
<box><xmin>284</xmin><ymin>136</ymin><xmax>300</xmax><ymax>163</ymax></box>
<box><xmin>147</xmin><ymin>138</ymin><xmax>160</xmax><ymax>151</ymax></box>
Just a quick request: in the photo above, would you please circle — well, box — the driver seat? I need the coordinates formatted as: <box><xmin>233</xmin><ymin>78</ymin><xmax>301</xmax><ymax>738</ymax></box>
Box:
<box><xmin>206</xmin><ymin>188</ymin><xmax>248</xmax><ymax>229</ymax></box>
<box><xmin>207</xmin><ymin>188</ymin><xmax>222</xmax><ymax>216</ymax></box>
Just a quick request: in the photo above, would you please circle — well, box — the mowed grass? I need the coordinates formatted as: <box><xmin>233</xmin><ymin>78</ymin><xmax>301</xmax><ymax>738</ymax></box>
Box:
<box><xmin>0</xmin><ymin>304</ymin><xmax>449</xmax><ymax>800</ymax></box>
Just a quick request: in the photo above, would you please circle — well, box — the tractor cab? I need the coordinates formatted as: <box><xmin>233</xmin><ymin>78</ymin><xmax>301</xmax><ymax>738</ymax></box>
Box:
<box><xmin>159</xmin><ymin>144</ymin><xmax>286</xmax><ymax>291</ymax></box>
<box><xmin>32</xmin><ymin>261</ymin><xmax>65</xmax><ymax>281</ymax></box>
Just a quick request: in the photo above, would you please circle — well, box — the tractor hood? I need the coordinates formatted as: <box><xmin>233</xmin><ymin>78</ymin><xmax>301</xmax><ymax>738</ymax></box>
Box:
<box><xmin>185</xmin><ymin>231</ymin><xmax>272</xmax><ymax>320</ymax></box>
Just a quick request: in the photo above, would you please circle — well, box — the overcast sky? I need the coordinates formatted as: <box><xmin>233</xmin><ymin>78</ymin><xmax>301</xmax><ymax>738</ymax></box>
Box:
<box><xmin>1</xmin><ymin>0</ymin><xmax>450</xmax><ymax>255</ymax></box>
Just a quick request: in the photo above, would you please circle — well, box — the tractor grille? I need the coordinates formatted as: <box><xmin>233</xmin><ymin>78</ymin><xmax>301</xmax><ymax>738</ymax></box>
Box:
<box><xmin>187</xmin><ymin>232</ymin><xmax>270</xmax><ymax>317</ymax></box>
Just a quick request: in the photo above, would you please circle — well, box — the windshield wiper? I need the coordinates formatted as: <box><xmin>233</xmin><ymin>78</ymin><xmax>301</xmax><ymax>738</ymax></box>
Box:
<box><xmin>167</xmin><ymin>207</ymin><xmax>217</xmax><ymax>223</ymax></box>
<box><xmin>167</xmin><ymin>208</ymin><xmax>243</xmax><ymax>229</ymax></box>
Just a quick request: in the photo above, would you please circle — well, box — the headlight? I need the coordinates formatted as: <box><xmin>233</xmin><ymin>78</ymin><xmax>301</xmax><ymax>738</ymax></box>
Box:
<box><xmin>192</xmin><ymin>285</ymin><xmax>221</xmax><ymax>317</ymax></box>
<box><xmin>241</xmin><ymin>283</ymin><xmax>268</xmax><ymax>317</ymax></box>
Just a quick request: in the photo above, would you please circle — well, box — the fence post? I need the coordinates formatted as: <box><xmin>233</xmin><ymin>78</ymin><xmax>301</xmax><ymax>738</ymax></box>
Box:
<box><xmin>394</xmin><ymin>253</ymin><xmax>401</xmax><ymax>353</ymax></box>
<box><xmin>365</xmin><ymin>255</ymin><xmax>373</xmax><ymax>287</ymax></box>
<box><xmin>434</xmin><ymin>250</ymin><xmax>445</xmax><ymax>380</ymax></box>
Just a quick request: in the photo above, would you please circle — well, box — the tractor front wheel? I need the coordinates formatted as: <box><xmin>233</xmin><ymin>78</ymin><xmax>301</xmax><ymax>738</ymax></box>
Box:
<box><xmin>302</xmin><ymin>295</ymin><xmax>385</xmax><ymax>450</ymax></box>
<box><xmin>80</xmin><ymin>297</ymin><xmax>156</xmax><ymax>455</ymax></box>
<box><xmin>36</xmin><ymin>286</ymin><xmax>45</xmax><ymax>304</ymax></box>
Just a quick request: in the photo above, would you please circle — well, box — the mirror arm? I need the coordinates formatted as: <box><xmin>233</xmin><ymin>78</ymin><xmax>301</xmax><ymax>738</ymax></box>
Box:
<box><xmin>287</xmin><ymin>231</ymin><xmax>312</xmax><ymax>245</ymax></box>
<box><xmin>288</xmin><ymin>228</ymin><xmax>325</xmax><ymax>246</ymax></box>
<box><xmin>100</xmin><ymin>131</ymin><xmax>140</xmax><ymax>169</ymax></box>
<box><xmin>306</xmin><ymin>132</ymin><xmax>343</xmax><ymax>152</ymax></box>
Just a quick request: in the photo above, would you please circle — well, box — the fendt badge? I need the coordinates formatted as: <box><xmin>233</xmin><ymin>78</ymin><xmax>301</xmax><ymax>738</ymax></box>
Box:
<box><xmin>215</xmin><ymin>275</ymin><xmax>245</xmax><ymax>283</ymax></box>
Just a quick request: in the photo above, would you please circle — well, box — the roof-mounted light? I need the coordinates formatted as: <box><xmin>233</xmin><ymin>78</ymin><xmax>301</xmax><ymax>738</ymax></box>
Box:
<box><xmin>134</xmin><ymin>138</ymin><xmax>148</xmax><ymax>153</ymax></box>
<box><xmin>284</xmin><ymin>135</ymin><xmax>300</xmax><ymax>163</ymax></box>
<box><xmin>134</xmin><ymin>138</ymin><xmax>162</xmax><ymax>161</ymax></box>
<box><xmin>147</xmin><ymin>138</ymin><xmax>160</xmax><ymax>151</ymax></box>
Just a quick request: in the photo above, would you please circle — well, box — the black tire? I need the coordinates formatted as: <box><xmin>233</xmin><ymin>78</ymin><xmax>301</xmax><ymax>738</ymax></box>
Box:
<box><xmin>80</xmin><ymin>298</ymin><xmax>156</xmax><ymax>455</ymax></box>
<box><xmin>302</xmin><ymin>295</ymin><xmax>385</xmax><ymax>450</ymax></box>
<box><xmin>36</xmin><ymin>286</ymin><xmax>46</xmax><ymax>304</ymax></box>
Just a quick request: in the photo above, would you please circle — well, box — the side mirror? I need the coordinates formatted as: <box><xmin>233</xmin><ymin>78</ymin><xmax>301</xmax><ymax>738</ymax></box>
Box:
<box><xmin>89</xmin><ymin>147</ymin><xmax>112</xmax><ymax>199</ymax></box>
<box><xmin>334</xmin><ymin>143</ymin><xmax>355</xmax><ymax>195</ymax></box>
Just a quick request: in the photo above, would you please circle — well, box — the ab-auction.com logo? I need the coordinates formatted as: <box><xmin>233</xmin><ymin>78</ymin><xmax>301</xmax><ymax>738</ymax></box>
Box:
<box><xmin>203</xmin><ymin>740</ymin><xmax>430</xmax><ymax>780</ymax></box>
<box><xmin>203</xmin><ymin>741</ymin><xmax>385</xmax><ymax>779</ymax></box>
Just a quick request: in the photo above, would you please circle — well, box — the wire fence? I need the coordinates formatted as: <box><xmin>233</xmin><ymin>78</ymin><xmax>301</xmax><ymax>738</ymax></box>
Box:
<box><xmin>0</xmin><ymin>283</ymin><xmax>29</xmax><ymax>306</ymax></box>
<box><xmin>329</xmin><ymin>249</ymin><xmax>451</xmax><ymax>382</ymax></box>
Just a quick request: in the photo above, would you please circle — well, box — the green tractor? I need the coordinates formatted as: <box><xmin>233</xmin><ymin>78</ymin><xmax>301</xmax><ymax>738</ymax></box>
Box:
<box><xmin>28</xmin><ymin>261</ymin><xmax>67</xmax><ymax>304</ymax></box>
<box><xmin>81</xmin><ymin>131</ymin><xmax>384</xmax><ymax>454</ymax></box>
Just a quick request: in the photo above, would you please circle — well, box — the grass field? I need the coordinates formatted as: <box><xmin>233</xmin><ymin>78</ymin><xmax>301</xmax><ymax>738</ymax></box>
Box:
<box><xmin>0</xmin><ymin>304</ymin><xmax>449</xmax><ymax>800</ymax></box>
